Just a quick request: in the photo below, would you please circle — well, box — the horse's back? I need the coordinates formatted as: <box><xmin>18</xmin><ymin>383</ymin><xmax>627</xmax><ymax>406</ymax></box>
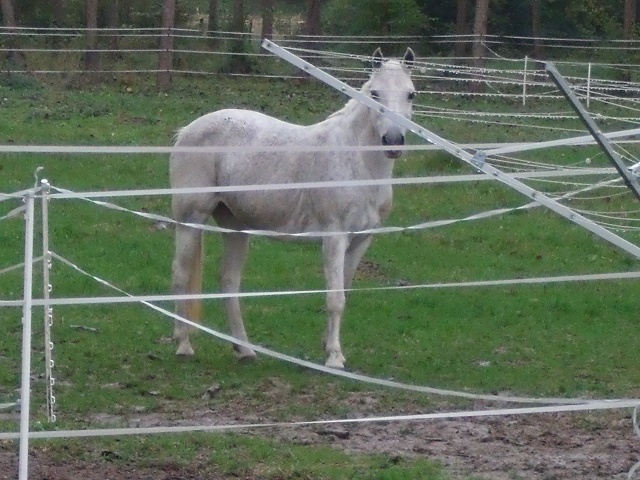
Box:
<box><xmin>170</xmin><ymin>108</ymin><xmax>391</xmax><ymax>234</ymax></box>
<box><xmin>170</xmin><ymin>108</ymin><xmax>312</xmax><ymax>187</ymax></box>
<box><xmin>171</xmin><ymin>107</ymin><xmax>354</xmax><ymax>191</ymax></box>
<box><xmin>174</xmin><ymin>108</ymin><xmax>303</xmax><ymax>149</ymax></box>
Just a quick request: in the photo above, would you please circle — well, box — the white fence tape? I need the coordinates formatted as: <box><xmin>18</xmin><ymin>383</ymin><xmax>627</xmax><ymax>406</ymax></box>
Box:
<box><xmin>45</xmin><ymin>251</ymin><xmax>640</xmax><ymax>406</ymax></box>
<box><xmin>0</xmin><ymin>401</ymin><xmax>638</xmax><ymax>441</ymax></box>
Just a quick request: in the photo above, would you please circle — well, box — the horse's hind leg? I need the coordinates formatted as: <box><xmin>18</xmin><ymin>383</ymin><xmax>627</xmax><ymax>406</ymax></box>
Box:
<box><xmin>322</xmin><ymin>234</ymin><xmax>349</xmax><ymax>369</ymax></box>
<box><xmin>172</xmin><ymin>221</ymin><xmax>205</xmax><ymax>357</ymax></box>
<box><xmin>220</xmin><ymin>231</ymin><xmax>257</xmax><ymax>361</ymax></box>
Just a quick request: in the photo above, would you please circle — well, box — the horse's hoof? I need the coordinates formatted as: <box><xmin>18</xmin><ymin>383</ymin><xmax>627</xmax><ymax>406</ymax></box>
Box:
<box><xmin>176</xmin><ymin>343</ymin><xmax>195</xmax><ymax>357</ymax></box>
<box><xmin>324</xmin><ymin>353</ymin><xmax>345</xmax><ymax>370</ymax></box>
<box><xmin>233</xmin><ymin>343</ymin><xmax>257</xmax><ymax>362</ymax></box>
<box><xmin>237</xmin><ymin>352</ymin><xmax>258</xmax><ymax>363</ymax></box>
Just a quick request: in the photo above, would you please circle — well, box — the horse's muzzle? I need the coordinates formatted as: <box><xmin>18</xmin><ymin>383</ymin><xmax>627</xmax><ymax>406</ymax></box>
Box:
<box><xmin>382</xmin><ymin>133</ymin><xmax>405</xmax><ymax>158</ymax></box>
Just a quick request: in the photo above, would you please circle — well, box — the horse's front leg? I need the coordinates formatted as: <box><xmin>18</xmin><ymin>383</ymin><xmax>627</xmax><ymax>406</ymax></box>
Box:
<box><xmin>220</xmin><ymin>231</ymin><xmax>256</xmax><ymax>361</ymax></box>
<box><xmin>322</xmin><ymin>234</ymin><xmax>349</xmax><ymax>369</ymax></box>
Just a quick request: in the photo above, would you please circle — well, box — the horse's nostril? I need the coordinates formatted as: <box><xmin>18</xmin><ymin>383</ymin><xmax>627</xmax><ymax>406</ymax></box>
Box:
<box><xmin>382</xmin><ymin>133</ymin><xmax>404</xmax><ymax>146</ymax></box>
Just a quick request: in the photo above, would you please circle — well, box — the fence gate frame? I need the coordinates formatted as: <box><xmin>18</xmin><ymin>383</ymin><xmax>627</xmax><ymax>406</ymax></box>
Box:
<box><xmin>261</xmin><ymin>39</ymin><xmax>640</xmax><ymax>260</ymax></box>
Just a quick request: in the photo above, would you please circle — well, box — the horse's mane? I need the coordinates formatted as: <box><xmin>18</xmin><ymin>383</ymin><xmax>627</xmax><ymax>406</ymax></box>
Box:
<box><xmin>326</xmin><ymin>76</ymin><xmax>377</xmax><ymax>120</ymax></box>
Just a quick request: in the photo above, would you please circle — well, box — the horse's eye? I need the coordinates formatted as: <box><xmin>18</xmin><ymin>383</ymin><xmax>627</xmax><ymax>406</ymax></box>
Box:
<box><xmin>408</xmin><ymin>91</ymin><xmax>416</xmax><ymax>100</ymax></box>
<box><xmin>370</xmin><ymin>90</ymin><xmax>380</xmax><ymax>100</ymax></box>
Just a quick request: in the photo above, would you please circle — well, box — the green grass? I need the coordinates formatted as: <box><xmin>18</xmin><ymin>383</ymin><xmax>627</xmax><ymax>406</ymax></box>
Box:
<box><xmin>22</xmin><ymin>433</ymin><xmax>448</xmax><ymax>479</ymax></box>
<box><xmin>1</xmin><ymin>72</ymin><xmax>640</xmax><ymax>479</ymax></box>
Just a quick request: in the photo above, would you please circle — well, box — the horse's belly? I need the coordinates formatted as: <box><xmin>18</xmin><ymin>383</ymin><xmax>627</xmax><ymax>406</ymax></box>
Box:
<box><xmin>218</xmin><ymin>191</ymin><xmax>321</xmax><ymax>237</ymax></box>
<box><xmin>219</xmin><ymin>188</ymin><xmax>387</xmax><ymax>240</ymax></box>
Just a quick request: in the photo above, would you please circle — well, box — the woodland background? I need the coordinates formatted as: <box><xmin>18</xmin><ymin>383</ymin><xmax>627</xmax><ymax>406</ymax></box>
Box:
<box><xmin>2</xmin><ymin>0</ymin><xmax>640</xmax><ymax>92</ymax></box>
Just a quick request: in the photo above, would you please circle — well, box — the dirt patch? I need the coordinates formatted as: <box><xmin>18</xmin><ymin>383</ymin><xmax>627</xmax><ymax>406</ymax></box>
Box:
<box><xmin>1</xmin><ymin>385</ymin><xmax>639</xmax><ymax>479</ymax></box>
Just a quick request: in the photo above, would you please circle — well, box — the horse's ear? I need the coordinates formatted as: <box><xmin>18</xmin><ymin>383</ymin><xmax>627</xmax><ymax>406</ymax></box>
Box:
<box><xmin>372</xmin><ymin>48</ymin><xmax>384</xmax><ymax>70</ymax></box>
<box><xmin>403</xmin><ymin>48</ymin><xmax>415</xmax><ymax>69</ymax></box>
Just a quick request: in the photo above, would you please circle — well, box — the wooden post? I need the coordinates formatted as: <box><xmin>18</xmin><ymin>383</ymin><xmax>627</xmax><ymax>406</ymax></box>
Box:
<box><xmin>1</xmin><ymin>0</ymin><xmax>23</xmax><ymax>66</ymax></box>
<box><xmin>157</xmin><ymin>0</ymin><xmax>176</xmax><ymax>91</ymax></box>
<box><xmin>469</xmin><ymin>0</ymin><xmax>490</xmax><ymax>93</ymax></box>
<box><xmin>85</xmin><ymin>0</ymin><xmax>99</xmax><ymax>71</ymax></box>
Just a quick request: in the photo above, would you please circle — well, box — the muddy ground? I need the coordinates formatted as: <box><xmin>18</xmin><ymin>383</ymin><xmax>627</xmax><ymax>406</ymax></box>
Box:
<box><xmin>1</xmin><ymin>390</ymin><xmax>638</xmax><ymax>480</ymax></box>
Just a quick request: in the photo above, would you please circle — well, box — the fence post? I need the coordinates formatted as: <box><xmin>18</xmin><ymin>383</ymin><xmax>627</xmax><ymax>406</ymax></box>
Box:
<box><xmin>41</xmin><ymin>180</ymin><xmax>55</xmax><ymax>423</ymax></box>
<box><xmin>157</xmin><ymin>0</ymin><xmax>176</xmax><ymax>91</ymax></box>
<box><xmin>522</xmin><ymin>55</ymin><xmax>528</xmax><ymax>106</ymax></box>
<box><xmin>586</xmin><ymin>62</ymin><xmax>592</xmax><ymax>108</ymax></box>
<box><xmin>18</xmin><ymin>190</ymin><xmax>36</xmax><ymax>480</ymax></box>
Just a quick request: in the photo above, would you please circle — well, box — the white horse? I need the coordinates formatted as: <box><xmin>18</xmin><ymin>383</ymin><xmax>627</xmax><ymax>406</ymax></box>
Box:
<box><xmin>170</xmin><ymin>48</ymin><xmax>415</xmax><ymax>369</ymax></box>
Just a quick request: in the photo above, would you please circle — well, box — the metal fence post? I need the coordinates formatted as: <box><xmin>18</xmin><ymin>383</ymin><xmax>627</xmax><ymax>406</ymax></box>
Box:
<box><xmin>18</xmin><ymin>190</ymin><xmax>36</xmax><ymax>480</ymax></box>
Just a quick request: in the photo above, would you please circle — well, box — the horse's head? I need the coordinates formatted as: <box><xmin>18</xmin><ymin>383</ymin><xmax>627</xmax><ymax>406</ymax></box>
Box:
<box><xmin>366</xmin><ymin>48</ymin><xmax>416</xmax><ymax>159</ymax></box>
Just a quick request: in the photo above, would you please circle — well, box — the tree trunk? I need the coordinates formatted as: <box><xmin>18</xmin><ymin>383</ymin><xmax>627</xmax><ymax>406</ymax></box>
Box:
<box><xmin>305</xmin><ymin>0</ymin><xmax>322</xmax><ymax>36</ymax></box>
<box><xmin>304</xmin><ymin>0</ymin><xmax>322</xmax><ymax>54</ymax></box>
<box><xmin>0</xmin><ymin>0</ymin><xmax>16</xmax><ymax>29</ymax></box>
<box><xmin>231</xmin><ymin>0</ymin><xmax>245</xmax><ymax>32</ymax></box>
<box><xmin>85</xmin><ymin>0</ymin><xmax>99</xmax><ymax>70</ymax></box>
<box><xmin>531</xmin><ymin>0</ymin><xmax>543</xmax><ymax>59</ymax></box>
<box><xmin>261</xmin><ymin>0</ymin><xmax>274</xmax><ymax>40</ymax></box>
<box><xmin>455</xmin><ymin>0</ymin><xmax>469</xmax><ymax>60</ymax></box>
<box><xmin>623</xmin><ymin>0</ymin><xmax>636</xmax><ymax>81</ymax></box>
<box><xmin>624</xmin><ymin>0</ymin><xmax>636</xmax><ymax>40</ymax></box>
<box><xmin>470</xmin><ymin>0</ymin><xmax>490</xmax><ymax>93</ymax></box>
<box><xmin>229</xmin><ymin>0</ymin><xmax>250</xmax><ymax>73</ymax></box>
<box><xmin>207</xmin><ymin>0</ymin><xmax>219</xmax><ymax>44</ymax></box>
<box><xmin>48</xmin><ymin>0</ymin><xmax>65</xmax><ymax>48</ymax></box>
<box><xmin>157</xmin><ymin>0</ymin><xmax>176</xmax><ymax>91</ymax></box>
<box><xmin>0</xmin><ymin>0</ymin><xmax>23</xmax><ymax>66</ymax></box>
<box><xmin>106</xmin><ymin>0</ymin><xmax>119</xmax><ymax>54</ymax></box>
<box><xmin>52</xmin><ymin>0</ymin><xmax>65</xmax><ymax>27</ymax></box>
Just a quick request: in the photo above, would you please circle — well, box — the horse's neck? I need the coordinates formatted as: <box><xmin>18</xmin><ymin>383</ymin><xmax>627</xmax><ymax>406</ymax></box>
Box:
<box><xmin>322</xmin><ymin>100</ymin><xmax>395</xmax><ymax>178</ymax></box>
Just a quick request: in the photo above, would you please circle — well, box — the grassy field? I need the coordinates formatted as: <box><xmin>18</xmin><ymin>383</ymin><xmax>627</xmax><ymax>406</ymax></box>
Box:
<box><xmin>1</xmin><ymin>66</ymin><xmax>640</xmax><ymax>479</ymax></box>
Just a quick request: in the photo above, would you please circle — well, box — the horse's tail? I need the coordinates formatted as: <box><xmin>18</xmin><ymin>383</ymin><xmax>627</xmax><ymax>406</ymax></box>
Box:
<box><xmin>172</xmin><ymin>126</ymin><xmax>187</xmax><ymax>145</ymax></box>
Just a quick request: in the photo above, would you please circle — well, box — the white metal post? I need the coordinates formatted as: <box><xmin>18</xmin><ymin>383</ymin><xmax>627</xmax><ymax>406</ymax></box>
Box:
<box><xmin>587</xmin><ymin>62</ymin><xmax>592</xmax><ymax>108</ymax></box>
<box><xmin>41</xmin><ymin>179</ymin><xmax>55</xmax><ymax>423</ymax></box>
<box><xmin>522</xmin><ymin>55</ymin><xmax>528</xmax><ymax>106</ymax></box>
<box><xmin>546</xmin><ymin>61</ymin><xmax>640</xmax><ymax>202</ymax></box>
<box><xmin>19</xmin><ymin>191</ymin><xmax>36</xmax><ymax>480</ymax></box>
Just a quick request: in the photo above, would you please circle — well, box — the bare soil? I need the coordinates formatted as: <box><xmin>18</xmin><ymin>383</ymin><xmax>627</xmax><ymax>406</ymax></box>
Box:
<box><xmin>1</xmin><ymin>386</ymin><xmax>638</xmax><ymax>480</ymax></box>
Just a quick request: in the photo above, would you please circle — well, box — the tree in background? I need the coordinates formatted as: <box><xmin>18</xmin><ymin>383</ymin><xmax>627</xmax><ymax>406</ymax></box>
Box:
<box><xmin>157</xmin><ymin>0</ymin><xmax>175</xmax><ymax>90</ymax></box>
<box><xmin>261</xmin><ymin>0</ymin><xmax>274</xmax><ymax>39</ymax></box>
<box><xmin>227</xmin><ymin>0</ymin><xmax>250</xmax><ymax>72</ymax></box>
<box><xmin>106</xmin><ymin>0</ymin><xmax>120</xmax><ymax>54</ymax></box>
<box><xmin>85</xmin><ymin>0</ymin><xmax>99</xmax><ymax>70</ymax></box>
<box><xmin>52</xmin><ymin>0</ymin><xmax>65</xmax><ymax>26</ymax></box>
<box><xmin>207</xmin><ymin>0</ymin><xmax>219</xmax><ymax>47</ymax></box>
<box><xmin>304</xmin><ymin>0</ymin><xmax>322</xmax><ymax>53</ymax></box>
<box><xmin>5</xmin><ymin>0</ymin><xmax>640</xmax><ymax>90</ymax></box>
<box><xmin>323</xmin><ymin>0</ymin><xmax>427</xmax><ymax>53</ymax></box>
<box><xmin>231</xmin><ymin>0</ymin><xmax>245</xmax><ymax>35</ymax></box>
<box><xmin>0</xmin><ymin>0</ymin><xmax>25</xmax><ymax>66</ymax></box>
<box><xmin>208</xmin><ymin>0</ymin><xmax>219</xmax><ymax>33</ymax></box>
<box><xmin>622</xmin><ymin>0</ymin><xmax>637</xmax><ymax>81</ymax></box>
<box><xmin>531</xmin><ymin>0</ymin><xmax>543</xmax><ymax>58</ymax></box>
<box><xmin>624</xmin><ymin>0</ymin><xmax>636</xmax><ymax>40</ymax></box>
<box><xmin>306</xmin><ymin>0</ymin><xmax>322</xmax><ymax>36</ymax></box>
<box><xmin>455</xmin><ymin>0</ymin><xmax>470</xmax><ymax>59</ymax></box>
<box><xmin>541</xmin><ymin>0</ymin><xmax>620</xmax><ymax>38</ymax></box>
<box><xmin>470</xmin><ymin>0</ymin><xmax>489</xmax><ymax>93</ymax></box>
